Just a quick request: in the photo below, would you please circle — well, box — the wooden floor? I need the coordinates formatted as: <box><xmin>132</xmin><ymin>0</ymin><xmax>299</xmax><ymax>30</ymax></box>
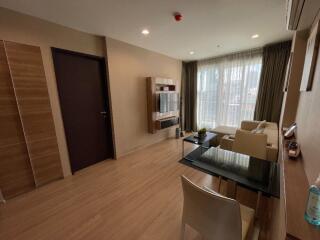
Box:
<box><xmin>0</xmin><ymin>138</ymin><xmax>272</xmax><ymax>240</ymax></box>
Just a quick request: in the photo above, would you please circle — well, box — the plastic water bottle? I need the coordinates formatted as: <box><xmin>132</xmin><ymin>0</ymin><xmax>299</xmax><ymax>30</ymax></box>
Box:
<box><xmin>304</xmin><ymin>174</ymin><xmax>320</xmax><ymax>226</ymax></box>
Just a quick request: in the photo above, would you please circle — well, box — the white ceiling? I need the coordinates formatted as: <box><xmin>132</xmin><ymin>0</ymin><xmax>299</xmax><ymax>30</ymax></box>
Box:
<box><xmin>0</xmin><ymin>0</ymin><xmax>293</xmax><ymax>61</ymax></box>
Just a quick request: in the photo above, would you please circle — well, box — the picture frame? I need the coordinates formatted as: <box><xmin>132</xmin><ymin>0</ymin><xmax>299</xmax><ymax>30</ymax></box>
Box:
<box><xmin>300</xmin><ymin>21</ymin><xmax>320</xmax><ymax>91</ymax></box>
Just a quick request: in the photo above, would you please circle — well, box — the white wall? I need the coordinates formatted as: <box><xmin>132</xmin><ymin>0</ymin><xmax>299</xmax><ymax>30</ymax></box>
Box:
<box><xmin>106</xmin><ymin>38</ymin><xmax>182</xmax><ymax>157</ymax></box>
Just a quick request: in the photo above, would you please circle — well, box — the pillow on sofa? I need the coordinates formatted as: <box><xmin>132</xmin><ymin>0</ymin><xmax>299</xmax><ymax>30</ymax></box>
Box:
<box><xmin>251</xmin><ymin>120</ymin><xmax>266</xmax><ymax>134</ymax></box>
<box><xmin>254</xmin><ymin>128</ymin><xmax>264</xmax><ymax>134</ymax></box>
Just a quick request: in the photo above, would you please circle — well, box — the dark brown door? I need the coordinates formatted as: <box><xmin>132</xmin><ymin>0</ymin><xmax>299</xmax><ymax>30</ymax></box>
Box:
<box><xmin>52</xmin><ymin>48</ymin><xmax>114</xmax><ymax>173</ymax></box>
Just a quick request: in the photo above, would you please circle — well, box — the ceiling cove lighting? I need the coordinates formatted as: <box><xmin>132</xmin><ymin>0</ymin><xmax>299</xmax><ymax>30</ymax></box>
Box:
<box><xmin>141</xmin><ymin>29</ymin><xmax>150</xmax><ymax>35</ymax></box>
<box><xmin>251</xmin><ymin>34</ymin><xmax>259</xmax><ymax>39</ymax></box>
<box><xmin>189</xmin><ymin>51</ymin><xmax>195</xmax><ymax>55</ymax></box>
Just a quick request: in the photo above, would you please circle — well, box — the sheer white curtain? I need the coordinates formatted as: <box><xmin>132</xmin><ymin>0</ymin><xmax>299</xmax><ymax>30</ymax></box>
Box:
<box><xmin>197</xmin><ymin>50</ymin><xmax>262</xmax><ymax>130</ymax></box>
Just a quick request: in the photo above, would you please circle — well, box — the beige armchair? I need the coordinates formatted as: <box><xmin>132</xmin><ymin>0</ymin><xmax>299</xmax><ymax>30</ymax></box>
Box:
<box><xmin>233</xmin><ymin>129</ymin><xmax>267</xmax><ymax>160</ymax></box>
<box><xmin>180</xmin><ymin>175</ymin><xmax>255</xmax><ymax>240</ymax></box>
<box><xmin>220</xmin><ymin>120</ymin><xmax>278</xmax><ymax>161</ymax></box>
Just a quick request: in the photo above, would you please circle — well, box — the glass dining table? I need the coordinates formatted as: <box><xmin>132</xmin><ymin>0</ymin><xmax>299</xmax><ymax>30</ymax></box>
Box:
<box><xmin>180</xmin><ymin>146</ymin><xmax>280</xmax><ymax>198</ymax></box>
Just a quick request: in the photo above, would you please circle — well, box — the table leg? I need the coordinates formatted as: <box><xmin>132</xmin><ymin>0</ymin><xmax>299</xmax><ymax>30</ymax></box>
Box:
<box><xmin>226</xmin><ymin>179</ymin><xmax>237</xmax><ymax>199</ymax></box>
<box><xmin>182</xmin><ymin>140</ymin><xmax>184</xmax><ymax>159</ymax></box>
<box><xmin>255</xmin><ymin>191</ymin><xmax>262</xmax><ymax>218</ymax></box>
<box><xmin>217</xmin><ymin>176</ymin><xmax>222</xmax><ymax>193</ymax></box>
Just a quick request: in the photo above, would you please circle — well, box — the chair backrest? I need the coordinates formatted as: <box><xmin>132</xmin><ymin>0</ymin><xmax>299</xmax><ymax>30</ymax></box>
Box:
<box><xmin>181</xmin><ymin>175</ymin><xmax>242</xmax><ymax>240</ymax></box>
<box><xmin>233</xmin><ymin>129</ymin><xmax>267</xmax><ymax>160</ymax></box>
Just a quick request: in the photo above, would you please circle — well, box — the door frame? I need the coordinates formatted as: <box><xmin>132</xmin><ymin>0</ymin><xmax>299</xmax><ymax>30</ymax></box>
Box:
<box><xmin>51</xmin><ymin>47</ymin><xmax>117</xmax><ymax>171</ymax></box>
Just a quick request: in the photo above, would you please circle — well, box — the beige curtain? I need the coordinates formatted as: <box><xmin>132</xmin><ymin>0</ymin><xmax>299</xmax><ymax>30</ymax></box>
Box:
<box><xmin>254</xmin><ymin>41</ymin><xmax>291</xmax><ymax>122</ymax></box>
<box><xmin>181</xmin><ymin>61</ymin><xmax>197</xmax><ymax>131</ymax></box>
<box><xmin>197</xmin><ymin>49</ymin><xmax>262</xmax><ymax>129</ymax></box>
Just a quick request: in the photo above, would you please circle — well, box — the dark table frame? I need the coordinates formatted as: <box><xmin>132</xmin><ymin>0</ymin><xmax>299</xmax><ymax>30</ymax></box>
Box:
<box><xmin>180</xmin><ymin>146</ymin><xmax>280</xmax><ymax>198</ymax></box>
<box><xmin>182</xmin><ymin>132</ymin><xmax>217</xmax><ymax>159</ymax></box>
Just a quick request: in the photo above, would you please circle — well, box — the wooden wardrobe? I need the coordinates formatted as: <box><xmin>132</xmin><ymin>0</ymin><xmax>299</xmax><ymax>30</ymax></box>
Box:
<box><xmin>0</xmin><ymin>40</ymin><xmax>63</xmax><ymax>200</ymax></box>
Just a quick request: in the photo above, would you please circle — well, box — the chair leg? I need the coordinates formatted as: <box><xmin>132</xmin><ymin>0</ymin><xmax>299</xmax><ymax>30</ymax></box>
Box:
<box><xmin>180</xmin><ymin>222</ymin><xmax>185</xmax><ymax>240</ymax></box>
<box><xmin>255</xmin><ymin>191</ymin><xmax>261</xmax><ymax>219</ymax></box>
<box><xmin>226</xmin><ymin>179</ymin><xmax>237</xmax><ymax>199</ymax></box>
<box><xmin>217</xmin><ymin>176</ymin><xmax>222</xmax><ymax>193</ymax></box>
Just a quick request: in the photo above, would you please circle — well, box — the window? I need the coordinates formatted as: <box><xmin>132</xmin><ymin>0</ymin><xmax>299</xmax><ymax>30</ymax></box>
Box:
<box><xmin>197</xmin><ymin>50</ymin><xmax>262</xmax><ymax>129</ymax></box>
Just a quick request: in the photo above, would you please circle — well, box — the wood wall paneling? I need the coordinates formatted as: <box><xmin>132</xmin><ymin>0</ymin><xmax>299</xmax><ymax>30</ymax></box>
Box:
<box><xmin>0</xmin><ymin>40</ymin><xmax>35</xmax><ymax>199</ymax></box>
<box><xmin>282</xmin><ymin>138</ymin><xmax>320</xmax><ymax>239</ymax></box>
<box><xmin>280</xmin><ymin>31</ymin><xmax>307</xmax><ymax>128</ymax></box>
<box><xmin>4</xmin><ymin>41</ymin><xmax>63</xmax><ymax>186</ymax></box>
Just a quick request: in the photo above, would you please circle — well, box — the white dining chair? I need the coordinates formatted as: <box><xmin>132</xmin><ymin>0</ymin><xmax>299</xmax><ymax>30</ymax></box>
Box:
<box><xmin>180</xmin><ymin>175</ymin><xmax>255</xmax><ymax>240</ymax></box>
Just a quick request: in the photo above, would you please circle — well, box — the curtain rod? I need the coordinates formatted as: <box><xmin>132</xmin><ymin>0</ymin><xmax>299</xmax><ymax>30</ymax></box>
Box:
<box><xmin>197</xmin><ymin>47</ymin><xmax>262</xmax><ymax>63</ymax></box>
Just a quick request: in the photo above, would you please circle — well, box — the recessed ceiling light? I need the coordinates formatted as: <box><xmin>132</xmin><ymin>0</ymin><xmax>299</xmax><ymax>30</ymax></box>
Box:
<box><xmin>189</xmin><ymin>51</ymin><xmax>195</xmax><ymax>55</ymax></box>
<box><xmin>251</xmin><ymin>34</ymin><xmax>259</xmax><ymax>39</ymax></box>
<box><xmin>141</xmin><ymin>29</ymin><xmax>150</xmax><ymax>35</ymax></box>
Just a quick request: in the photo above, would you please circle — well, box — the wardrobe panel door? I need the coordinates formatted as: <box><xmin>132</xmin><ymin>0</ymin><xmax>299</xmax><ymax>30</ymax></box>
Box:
<box><xmin>4</xmin><ymin>41</ymin><xmax>63</xmax><ymax>186</ymax></box>
<box><xmin>0</xmin><ymin>40</ymin><xmax>35</xmax><ymax>199</ymax></box>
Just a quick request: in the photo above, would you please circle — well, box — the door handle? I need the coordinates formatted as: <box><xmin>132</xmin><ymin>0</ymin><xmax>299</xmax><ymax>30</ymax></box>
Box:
<box><xmin>100</xmin><ymin>111</ymin><xmax>107</xmax><ymax>114</ymax></box>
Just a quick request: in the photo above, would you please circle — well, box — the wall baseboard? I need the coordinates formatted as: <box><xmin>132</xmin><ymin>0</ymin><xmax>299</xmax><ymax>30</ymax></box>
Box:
<box><xmin>117</xmin><ymin>134</ymin><xmax>175</xmax><ymax>158</ymax></box>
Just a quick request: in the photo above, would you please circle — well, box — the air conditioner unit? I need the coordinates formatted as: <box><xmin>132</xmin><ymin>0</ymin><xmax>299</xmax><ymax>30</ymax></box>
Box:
<box><xmin>286</xmin><ymin>0</ymin><xmax>320</xmax><ymax>30</ymax></box>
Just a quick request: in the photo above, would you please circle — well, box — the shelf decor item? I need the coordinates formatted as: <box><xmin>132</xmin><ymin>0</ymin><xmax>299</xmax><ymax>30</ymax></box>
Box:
<box><xmin>287</xmin><ymin>140</ymin><xmax>300</xmax><ymax>159</ymax></box>
<box><xmin>284</xmin><ymin>122</ymin><xmax>297</xmax><ymax>139</ymax></box>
